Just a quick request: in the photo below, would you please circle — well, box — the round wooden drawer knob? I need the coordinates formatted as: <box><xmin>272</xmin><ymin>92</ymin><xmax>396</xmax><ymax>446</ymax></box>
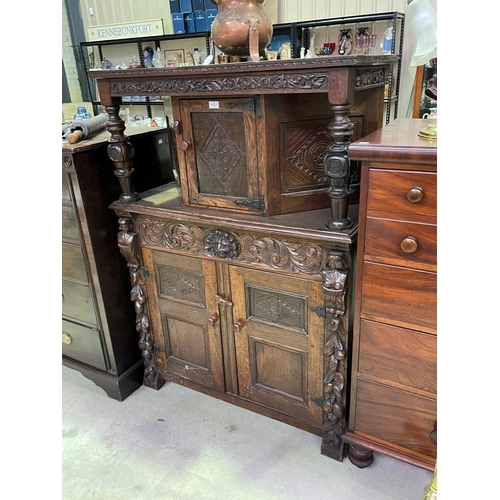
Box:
<box><xmin>208</xmin><ymin>312</ymin><xmax>219</xmax><ymax>326</ymax></box>
<box><xmin>401</xmin><ymin>236</ymin><xmax>418</xmax><ymax>253</ymax></box>
<box><xmin>233</xmin><ymin>320</ymin><xmax>245</xmax><ymax>332</ymax></box>
<box><xmin>407</xmin><ymin>186</ymin><xmax>424</xmax><ymax>203</ymax></box>
<box><xmin>180</xmin><ymin>140</ymin><xmax>191</xmax><ymax>151</ymax></box>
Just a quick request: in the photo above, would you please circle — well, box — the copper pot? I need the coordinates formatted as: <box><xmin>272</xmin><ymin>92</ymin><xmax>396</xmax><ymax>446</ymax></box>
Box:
<box><xmin>211</xmin><ymin>0</ymin><xmax>273</xmax><ymax>61</ymax></box>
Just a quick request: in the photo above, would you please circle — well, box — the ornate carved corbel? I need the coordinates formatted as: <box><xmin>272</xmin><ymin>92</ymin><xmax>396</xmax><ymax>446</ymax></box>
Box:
<box><xmin>117</xmin><ymin>216</ymin><xmax>164</xmax><ymax>390</ymax></box>
<box><xmin>320</xmin><ymin>250</ymin><xmax>349</xmax><ymax>460</ymax></box>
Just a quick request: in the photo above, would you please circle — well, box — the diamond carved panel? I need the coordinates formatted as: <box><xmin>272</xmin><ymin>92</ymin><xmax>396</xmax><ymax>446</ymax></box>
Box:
<box><xmin>158</xmin><ymin>265</ymin><xmax>204</xmax><ymax>305</ymax></box>
<box><xmin>283</xmin><ymin>124</ymin><xmax>330</xmax><ymax>191</ymax></box>
<box><xmin>201</xmin><ymin>123</ymin><xmax>243</xmax><ymax>185</ymax></box>
<box><xmin>249</xmin><ymin>287</ymin><xmax>305</xmax><ymax>330</ymax></box>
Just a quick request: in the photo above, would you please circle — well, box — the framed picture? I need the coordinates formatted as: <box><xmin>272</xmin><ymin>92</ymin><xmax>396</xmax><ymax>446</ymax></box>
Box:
<box><xmin>165</xmin><ymin>49</ymin><xmax>184</xmax><ymax>67</ymax></box>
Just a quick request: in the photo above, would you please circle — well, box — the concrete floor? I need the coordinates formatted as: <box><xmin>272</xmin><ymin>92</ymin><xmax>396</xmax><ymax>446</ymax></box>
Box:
<box><xmin>62</xmin><ymin>366</ymin><xmax>432</xmax><ymax>500</ymax></box>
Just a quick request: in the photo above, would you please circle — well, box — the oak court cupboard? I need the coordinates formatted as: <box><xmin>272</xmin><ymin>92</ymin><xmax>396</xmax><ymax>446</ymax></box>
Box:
<box><xmin>89</xmin><ymin>53</ymin><xmax>397</xmax><ymax>462</ymax></box>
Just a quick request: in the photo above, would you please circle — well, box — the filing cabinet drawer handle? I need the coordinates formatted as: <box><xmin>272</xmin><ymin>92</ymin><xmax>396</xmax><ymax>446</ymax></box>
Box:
<box><xmin>208</xmin><ymin>312</ymin><xmax>219</xmax><ymax>326</ymax></box>
<box><xmin>406</xmin><ymin>186</ymin><xmax>424</xmax><ymax>203</ymax></box>
<box><xmin>62</xmin><ymin>332</ymin><xmax>73</xmax><ymax>345</ymax></box>
<box><xmin>400</xmin><ymin>236</ymin><xmax>418</xmax><ymax>253</ymax></box>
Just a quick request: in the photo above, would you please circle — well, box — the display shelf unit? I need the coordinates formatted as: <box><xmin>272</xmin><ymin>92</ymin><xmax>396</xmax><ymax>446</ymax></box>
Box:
<box><xmin>78</xmin><ymin>31</ymin><xmax>213</xmax><ymax>117</ymax></box>
<box><xmin>275</xmin><ymin>11</ymin><xmax>405</xmax><ymax>124</ymax></box>
<box><xmin>79</xmin><ymin>12</ymin><xmax>403</xmax><ymax>123</ymax></box>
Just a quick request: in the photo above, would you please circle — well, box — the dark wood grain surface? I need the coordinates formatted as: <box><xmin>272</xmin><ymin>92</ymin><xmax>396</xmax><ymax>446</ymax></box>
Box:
<box><xmin>346</xmin><ymin>118</ymin><xmax>437</xmax><ymax>471</ymax></box>
<box><xmin>349</xmin><ymin>118</ymin><xmax>437</xmax><ymax>164</ymax></box>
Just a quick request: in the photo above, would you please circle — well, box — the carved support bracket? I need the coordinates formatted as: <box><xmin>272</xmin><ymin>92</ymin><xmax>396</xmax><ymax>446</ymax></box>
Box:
<box><xmin>105</xmin><ymin>102</ymin><xmax>140</xmax><ymax>203</ymax></box>
<box><xmin>320</xmin><ymin>250</ymin><xmax>349</xmax><ymax>461</ymax></box>
<box><xmin>323</xmin><ymin>103</ymin><xmax>354</xmax><ymax>231</ymax></box>
<box><xmin>117</xmin><ymin>215</ymin><xmax>164</xmax><ymax>390</ymax></box>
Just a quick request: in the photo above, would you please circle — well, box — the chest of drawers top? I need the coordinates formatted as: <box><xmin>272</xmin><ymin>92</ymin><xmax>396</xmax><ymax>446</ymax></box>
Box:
<box><xmin>348</xmin><ymin>118</ymin><xmax>437</xmax><ymax>166</ymax></box>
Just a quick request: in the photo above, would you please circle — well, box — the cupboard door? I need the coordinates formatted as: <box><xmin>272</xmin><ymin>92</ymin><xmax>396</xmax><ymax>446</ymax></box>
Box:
<box><xmin>230</xmin><ymin>266</ymin><xmax>324</xmax><ymax>425</ymax></box>
<box><xmin>178</xmin><ymin>97</ymin><xmax>260</xmax><ymax>212</ymax></box>
<box><xmin>144</xmin><ymin>250</ymin><xmax>225</xmax><ymax>392</ymax></box>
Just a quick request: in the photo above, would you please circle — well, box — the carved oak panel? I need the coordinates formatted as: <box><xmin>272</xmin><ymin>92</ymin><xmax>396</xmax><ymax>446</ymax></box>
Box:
<box><xmin>248</xmin><ymin>286</ymin><xmax>306</xmax><ymax>331</ymax></box>
<box><xmin>157</xmin><ymin>264</ymin><xmax>205</xmax><ymax>305</ymax></box>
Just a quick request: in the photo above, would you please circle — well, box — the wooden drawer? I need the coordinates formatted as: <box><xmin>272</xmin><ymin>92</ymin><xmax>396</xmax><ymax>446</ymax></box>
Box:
<box><xmin>361</xmin><ymin>262</ymin><xmax>436</xmax><ymax>332</ymax></box>
<box><xmin>62</xmin><ymin>203</ymin><xmax>79</xmax><ymax>241</ymax></box>
<box><xmin>62</xmin><ymin>280</ymin><xmax>97</xmax><ymax>326</ymax></box>
<box><xmin>62</xmin><ymin>242</ymin><xmax>88</xmax><ymax>283</ymax></box>
<box><xmin>62</xmin><ymin>171</ymin><xmax>71</xmax><ymax>203</ymax></box>
<box><xmin>358</xmin><ymin>320</ymin><xmax>436</xmax><ymax>394</ymax></box>
<box><xmin>62</xmin><ymin>319</ymin><xmax>106</xmax><ymax>370</ymax></box>
<box><xmin>354</xmin><ymin>378</ymin><xmax>437</xmax><ymax>460</ymax></box>
<box><xmin>367</xmin><ymin>169</ymin><xmax>436</xmax><ymax>219</ymax></box>
<box><xmin>364</xmin><ymin>217</ymin><xmax>436</xmax><ymax>271</ymax></box>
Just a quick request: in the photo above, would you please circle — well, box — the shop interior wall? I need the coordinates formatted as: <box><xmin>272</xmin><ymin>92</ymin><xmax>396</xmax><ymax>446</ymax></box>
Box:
<box><xmin>62</xmin><ymin>0</ymin><xmax>413</xmax><ymax>116</ymax></box>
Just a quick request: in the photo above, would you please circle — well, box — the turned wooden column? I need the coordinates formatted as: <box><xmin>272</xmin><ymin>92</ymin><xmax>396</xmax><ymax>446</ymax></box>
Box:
<box><xmin>97</xmin><ymin>82</ymin><xmax>139</xmax><ymax>203</ymax></box>
<box><xmin>324</xmin><ymin>67</ymin><xmax>356</xmax><ymax>231</ymax></box>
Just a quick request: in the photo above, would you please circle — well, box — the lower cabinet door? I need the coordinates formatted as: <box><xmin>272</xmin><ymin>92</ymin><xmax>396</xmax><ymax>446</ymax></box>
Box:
<box><xmin>229</xmin><ymin>266</ymin><xmax>325</xmax><ymax>425</ymax></box>
<box><xmin>144</xmin><ymin>250</ymin><xmax>225</xmax><ymax>392</ymax></box>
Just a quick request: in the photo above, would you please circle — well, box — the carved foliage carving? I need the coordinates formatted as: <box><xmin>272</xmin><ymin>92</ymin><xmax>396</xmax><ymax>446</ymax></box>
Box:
<box><xmin>355</xmin><ymin>67</ymin><xmax>389</xmax><ymax>88</ymax></box>
<box><xmin>117</xmin><ymin>216</ymin><xmax>161</xmax><ymax>389</ymax></box>
<box><xmin>138</xmin><ymin>218</ymin><xmax>326</xmax><ymax>276</ymax></box>
<box><xmin>320</xmin><ymin>251</ymin><xmax>349</xmax><ymax>460</ymax></box>
<box><xmin>109</xmin><ymin>73</ymin><xmax>328</xmax><ymax>96</ymax></box>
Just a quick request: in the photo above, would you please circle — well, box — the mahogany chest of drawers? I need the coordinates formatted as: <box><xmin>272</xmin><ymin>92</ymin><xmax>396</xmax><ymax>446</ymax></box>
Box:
<box><xmin>344</xmin><ymin>119</ymin><xmax>437</xmax><ymax>470</ymax></box>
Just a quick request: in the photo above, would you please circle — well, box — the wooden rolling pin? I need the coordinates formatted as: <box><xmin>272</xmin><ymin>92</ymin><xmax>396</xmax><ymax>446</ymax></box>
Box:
<box><xmin>66</xmin><ymin>113</ymin><xmax>109</xmax><ymax>144</ymax></box>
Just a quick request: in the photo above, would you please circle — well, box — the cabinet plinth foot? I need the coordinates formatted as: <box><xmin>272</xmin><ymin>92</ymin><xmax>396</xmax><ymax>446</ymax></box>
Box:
<box><xmin>347</xmin><ymin>444</ymin><xmax>374</xmax><ymax>468</ymax></box>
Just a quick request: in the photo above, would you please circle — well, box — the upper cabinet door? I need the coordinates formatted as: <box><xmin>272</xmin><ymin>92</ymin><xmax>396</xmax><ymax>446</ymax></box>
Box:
<box><xmin>177</xmin><ymin>97</ymin><xmax>261</xmax><ymax>213</ymax></box>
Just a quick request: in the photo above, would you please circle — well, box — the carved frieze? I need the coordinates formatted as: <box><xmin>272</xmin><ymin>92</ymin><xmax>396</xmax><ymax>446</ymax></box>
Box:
<box><xmin>138</xmin><ymin>218</ymin><xmax>327</xmax><ymax>276</ymax></box>
<box><xmin>355</xmin><ymin>67</ymin><xmax>389</xmax><ymax>89</ymax></box>
<box><xmin>109</xmin><ymin>73</ymin><xmax>329</xmax><ymax>96</ymax></box>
